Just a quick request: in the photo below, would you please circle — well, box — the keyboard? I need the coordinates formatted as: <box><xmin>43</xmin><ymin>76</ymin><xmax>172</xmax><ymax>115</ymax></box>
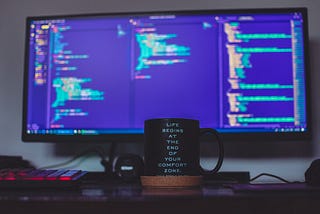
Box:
<box><xmin>0</xmin><ymin>168</ymin><xmax>88</xmax><ymax>189</ymax></box>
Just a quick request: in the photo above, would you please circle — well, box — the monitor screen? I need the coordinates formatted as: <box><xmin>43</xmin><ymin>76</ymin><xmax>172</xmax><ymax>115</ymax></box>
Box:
<box><xmin>22</xmin><ymin>8</ymin><xmax>311</xmax><ymax>145</ymax></box>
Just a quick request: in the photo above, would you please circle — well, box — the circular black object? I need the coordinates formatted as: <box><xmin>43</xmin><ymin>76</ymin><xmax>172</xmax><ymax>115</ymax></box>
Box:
<box><xmin>305</xmin><ymin>159</ymin><xmax>320</xmax><ymax>186</ymax></box>
<box><xmin>113</xmin><ymin>154</ymin><xmax>144</xmax><ymax>180</ymax></box>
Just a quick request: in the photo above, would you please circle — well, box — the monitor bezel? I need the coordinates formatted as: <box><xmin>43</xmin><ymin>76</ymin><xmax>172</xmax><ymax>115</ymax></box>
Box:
<box><xmin>22</xmin><ymin>7</ymin><xmax>312</xmax><ymax>145</ymax></box>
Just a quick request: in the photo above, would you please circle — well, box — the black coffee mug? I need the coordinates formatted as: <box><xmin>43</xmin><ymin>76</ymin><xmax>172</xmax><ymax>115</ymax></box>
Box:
<box><xmin>144</xmin><ymin>118</ymin><xmax>224</xmax><ymax>176</ymax></box>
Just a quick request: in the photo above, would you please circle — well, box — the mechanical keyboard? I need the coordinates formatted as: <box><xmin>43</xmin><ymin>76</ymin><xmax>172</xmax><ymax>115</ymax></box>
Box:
<box><xmin>0</xmin><ymin>168</ymin><xmax>88</xmax><ymax>189</ymax></box>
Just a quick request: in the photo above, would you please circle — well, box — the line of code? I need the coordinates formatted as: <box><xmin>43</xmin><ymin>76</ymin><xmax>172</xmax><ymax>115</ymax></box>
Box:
<box><xmin>221</xmin><ymin>18</ymin><xmax>305</xmax><ymax>130</ymax></box>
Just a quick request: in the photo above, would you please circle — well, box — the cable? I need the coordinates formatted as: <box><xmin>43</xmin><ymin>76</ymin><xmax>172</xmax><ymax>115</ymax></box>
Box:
<box><xmin>38</xmin><ymin>146</ymin><xmax>109</xmax><ymax>171</ymax></box>
<box><xmin>250</xmin><ymin>173</ymin><xmax>293</xmax><ymax>183</ymax></box>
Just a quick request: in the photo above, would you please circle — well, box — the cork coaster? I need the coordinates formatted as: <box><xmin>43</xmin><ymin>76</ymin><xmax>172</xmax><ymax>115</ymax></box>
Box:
<box><xmin>140</xmin><ymin>176</ymin><xmax>202</xmax><ymax>188</ymax></box>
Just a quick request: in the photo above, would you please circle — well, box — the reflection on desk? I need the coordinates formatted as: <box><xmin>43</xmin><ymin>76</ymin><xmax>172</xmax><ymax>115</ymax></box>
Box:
<box><xmin>0</xmin><ymin>178</ymin><xmax>319</xmax><ymax>214</ymax></box>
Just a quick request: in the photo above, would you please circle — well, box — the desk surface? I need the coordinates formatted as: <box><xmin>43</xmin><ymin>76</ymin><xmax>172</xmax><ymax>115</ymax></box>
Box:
<box><xmin>0</xmin><ymin>177</ymin><xmax>319</xmax><ymax>214</ymax></box>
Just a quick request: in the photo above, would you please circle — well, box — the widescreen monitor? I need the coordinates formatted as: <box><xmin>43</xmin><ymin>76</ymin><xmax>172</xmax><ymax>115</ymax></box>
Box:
<box><xmin>22</xmin><ymin>8</ymin><xmax>311</xmax><ymax>151</ymax></box>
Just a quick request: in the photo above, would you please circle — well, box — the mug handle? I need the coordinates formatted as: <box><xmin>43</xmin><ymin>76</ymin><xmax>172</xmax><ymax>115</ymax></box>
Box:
<box><xmin>199</xmin><ymin>128</ymin><xmax>224</xmax><ymax>174</ymax></box>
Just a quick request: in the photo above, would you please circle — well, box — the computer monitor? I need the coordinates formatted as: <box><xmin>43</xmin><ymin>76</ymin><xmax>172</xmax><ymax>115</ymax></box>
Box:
<box><xmin>22</xmin><ymin>8</ymin><xmax>311</xmax><ymax>155</ymax></box>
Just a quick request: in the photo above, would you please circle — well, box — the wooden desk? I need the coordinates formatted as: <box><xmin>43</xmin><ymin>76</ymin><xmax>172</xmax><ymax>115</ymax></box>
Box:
<box><xmin>0</xmin><ymin>181</ymin><xmax>319</xmax><ymax>214</ymax></box>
